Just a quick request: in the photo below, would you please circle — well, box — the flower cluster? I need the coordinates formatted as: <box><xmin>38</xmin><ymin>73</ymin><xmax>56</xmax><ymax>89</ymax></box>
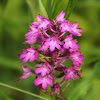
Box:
<box><xmin>18</xmin><ymin>11</ymin><xmax>84</xmax><ymax>98</ymax></box>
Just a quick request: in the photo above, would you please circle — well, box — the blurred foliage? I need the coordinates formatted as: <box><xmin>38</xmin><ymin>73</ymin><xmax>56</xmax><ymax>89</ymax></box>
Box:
<box><xmin>0</xmin><ymin>0</ymin><xmax>100</xmax><ymax>100</ymax></box>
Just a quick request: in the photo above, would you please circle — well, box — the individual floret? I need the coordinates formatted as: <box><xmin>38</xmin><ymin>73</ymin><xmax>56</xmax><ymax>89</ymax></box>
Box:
<box><xmin>19</xmin><ymin>65</ymin><xmax>31</xmax><ymax>81</ymax></box>
<box><xmin>35</xmin><ymin>62</ymin><xmax>52</xmax><ymax>76</ymax></box>
<box><xmin>69</xmin><ymin>52</ymin><xmax>84</xmax><ymax>66</ymax></box>
<box><xmin>34</xmin><ymin>76</ymin><xmax>53</xmax><ymax>89</ymax></box>
<box><xmin>19</xmin><ymin>46</ymin><xmax>38</xmax><ymax>63</ymax></box>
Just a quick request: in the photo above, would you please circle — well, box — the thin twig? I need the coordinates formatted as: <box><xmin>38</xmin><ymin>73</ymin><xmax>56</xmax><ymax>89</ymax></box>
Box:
<box><xmin>60</xmin><ymin>79</ymin><xmax>66</xmax><ymax>87</ymax></box>
<box><xmin>61</xmin><ymin>80</ymin><xmax>71</xmax><ymax>95</ymax></box>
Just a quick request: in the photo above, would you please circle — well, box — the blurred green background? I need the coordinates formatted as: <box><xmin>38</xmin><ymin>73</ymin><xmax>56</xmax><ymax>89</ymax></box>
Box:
<box><xmin>0</xmin><ymin>0</ymin><xmax>100</xmax><ymax>100</ymax></box>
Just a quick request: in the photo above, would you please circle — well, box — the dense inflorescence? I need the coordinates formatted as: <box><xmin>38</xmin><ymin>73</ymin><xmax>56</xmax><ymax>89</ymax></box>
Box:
<box><xmin>18</xmin><ymin>11</ymin><xmax>84</xmax><ymax>99</ymax></box>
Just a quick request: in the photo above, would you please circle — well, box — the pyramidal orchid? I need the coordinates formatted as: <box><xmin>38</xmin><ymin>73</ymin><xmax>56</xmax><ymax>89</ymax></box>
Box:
<box><xmin>18</xmin><ymin>11</ymin><xmax>84</xmax><ymax>99</ymax></box>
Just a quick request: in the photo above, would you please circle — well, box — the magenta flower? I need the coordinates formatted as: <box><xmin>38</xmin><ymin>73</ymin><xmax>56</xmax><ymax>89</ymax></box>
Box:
<box><xmin>52</xmin><ymin>81</ymin><xmax>60</xmax><ymax>95</ymax></box>
<box><xmin>70</xmin><ymin>52</ymin><xmax>84</xmax><ymax>66</ymax></box>
<box><xmin>24</xmin><ymin>25</ymin><xmax>41</xmax><ymax>44</ymax></box>
<box><xmin>70</xmin><ymin>22</ymin><xmax>83</xmax><ymax>36</ymax></box>
<box><xmin>19</xmin><ymin>46</ymin><xmax>38</xmax><ymax>63</ymax></box>
<box><xmin>35</xmin><ymin>62</ymin><xmax>51</xmax><ymax>76</ymax></box>
<box><xmin>64</xmin><ymin>66</ymin><xmax>78</xmax><ymax>80</ymax></box>
<box><xmin>38</xmin><ymin>43</ymin><xmax>48</xmax><ymax>52</ymax></box>
<box><xmin>55</xmin><ymin>11</ymin><xmax>65</xmax><ymax>23</ymax></box>
<box><xmin>42</xmin><ymin>36</ymin><xmax>63</xmax><ymax>51</ymax></box>
<box><xmin>19</xmin><ymin>65</ymin><xmax>31</xmax><ymax>81</ymax></box>
<box><xmin>59</xmin><ymin>21</ymin><xmax>72</xmax><ymax>33</ymax></box>
<box><xmin>36</xmin><ymin>14</ymin><xmax>51</xmax><ymax>29</ymax></box>
<box><xmin>63</xmin><ymin>35</ymin><xmax>80</xmax><ymax>52</ymax></box>
<box><xmin>59</xmin><ymin>21</ymin><xmax>82</xmax><ymax>36</ymax></box>
<box><xmin>18</xmin><ymin>11</ymin><xmax>84</xmax><ymax>99</ymax></box>
<box><xmin>34</xmin><ymin>76</ymin><xmax>53</xmax><ymax>89</ymax></box>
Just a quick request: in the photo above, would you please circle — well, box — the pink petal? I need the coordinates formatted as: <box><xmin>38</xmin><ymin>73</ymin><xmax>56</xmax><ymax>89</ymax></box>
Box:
<box><xmin>50</xmin><ymin>43</ymin><xmax>56</xmax><ymax>51</ymax></box>
<box><xmin>56</xmin><ymin>44</ymin><xmax>61</xmax><ymax>50</ymax></box>
<box><xmin>19</xmin><ymin>72</ymin><xmax>30</xmax><ymax>80</ymax></box>
<box><xmin>35</xmin><ymin>63</ymin><xmax>43</xmax><ymax>67</ymax></box>
<box><xmin>29</xmin><ymin>56</ymin><xmax>35</xmax><ymax>62</ymax></box>
<box><xmin>42</xmin><ymin>82</ymin><xmax>48</xmax><ymax>89</ymax></box>
<box><xmin>36</xmin><ymin>15</ymin><xmax>42</xmax><ymax>22</ymax></box>
<box><xmin>21</xmin><ymin>65</ymin><xmax>30</xmax><ymax>72</ymax></box>
<box><xmin>34</xmin><ymin>77</ymin><xmax>42</xmax><ymax>86</ymax></box>
<box><xmin>56</xmin><ymin>11</ymin><xmax>65</xmax><ymax>23</ymax></box>
<box><xmin>35</xmin><ymin>68</ymin><xmax>42</xmax><ymax>74</ymax></box>
<box><xmin>47</xmin><ymin>78</ymin><xmax>53</xmax><ymax>87</ymax></box>
<box><xmin>22</xmin><ymin>56</ymin><xmax>29</xmax><ymax>63</ymax></box>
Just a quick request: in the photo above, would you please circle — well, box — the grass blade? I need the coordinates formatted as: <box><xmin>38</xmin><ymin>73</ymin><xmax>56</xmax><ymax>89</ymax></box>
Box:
<box><xmin>0</xmin><ymin>82</ymin><xmax>48</xmax><ymax>100</ymax></box>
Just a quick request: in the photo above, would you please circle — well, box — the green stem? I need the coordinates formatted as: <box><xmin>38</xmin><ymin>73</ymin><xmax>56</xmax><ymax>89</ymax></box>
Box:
<box><xmin>0</xmin><ymin>82</ymin><xmax>48</xmax><ymax>100</ymax></box>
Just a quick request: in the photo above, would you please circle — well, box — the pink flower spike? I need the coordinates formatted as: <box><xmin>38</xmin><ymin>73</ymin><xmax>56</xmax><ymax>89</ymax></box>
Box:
<box><xmin>34</xmin><ymin>76</ymin><xmax>53</xmax><ymax>89</ymax></box>
<box><xmin>69</xmin><ymin>52</ymin><xmax>84</xmax><ymax>66</ymax></box>
<box><xmin>55</xmin><ymin>11</ymin><xmax>65</xmax><ymax>23</ymax></box>
<box><xmin>19</xmin><ymin>65</ymin><xmax>31</xmax><ymax>81</ymax></box>
<box><xmin>18</xmin><ymin>11</ymin><xmax>84</xmax><ymax>98</ymax></box>
<box><xmin>18</xmin><ymin>46</ymin><xmax>38</xmax><ymax>63</ymax></box>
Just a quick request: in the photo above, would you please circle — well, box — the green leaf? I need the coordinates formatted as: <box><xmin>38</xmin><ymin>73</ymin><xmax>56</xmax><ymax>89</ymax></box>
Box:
<box><xmin>51</xmin><ymin>0</ymin><xmax>77</xmax><ymax>19</ymax></box>
<box><xmin>51</xmin><ymin>0</ymin><xmax>68</xmax><ymax>19</ymax></box>
<box><xmin>38</xmin><ymin>0</ymin><xmax>49</xmax><ymax>19</ymax></box>
<box><xmin>26</xmin><ymin>0</ymin><xmax>77</xmax><ymax>20</ymax></box>
<box><xmin>26</xmin><ymin>0</ymin><xmax>48</xmax><ymax>20</ymax></box>
<box><xmin>65</xmin><ymin>0</ymin><xmax>77</xmax><ymax>19</ymax></box>
<box><xmin>47</xmin><ymin>0</ymin><xmax>52</xmax><ymax>19</ymax></box>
